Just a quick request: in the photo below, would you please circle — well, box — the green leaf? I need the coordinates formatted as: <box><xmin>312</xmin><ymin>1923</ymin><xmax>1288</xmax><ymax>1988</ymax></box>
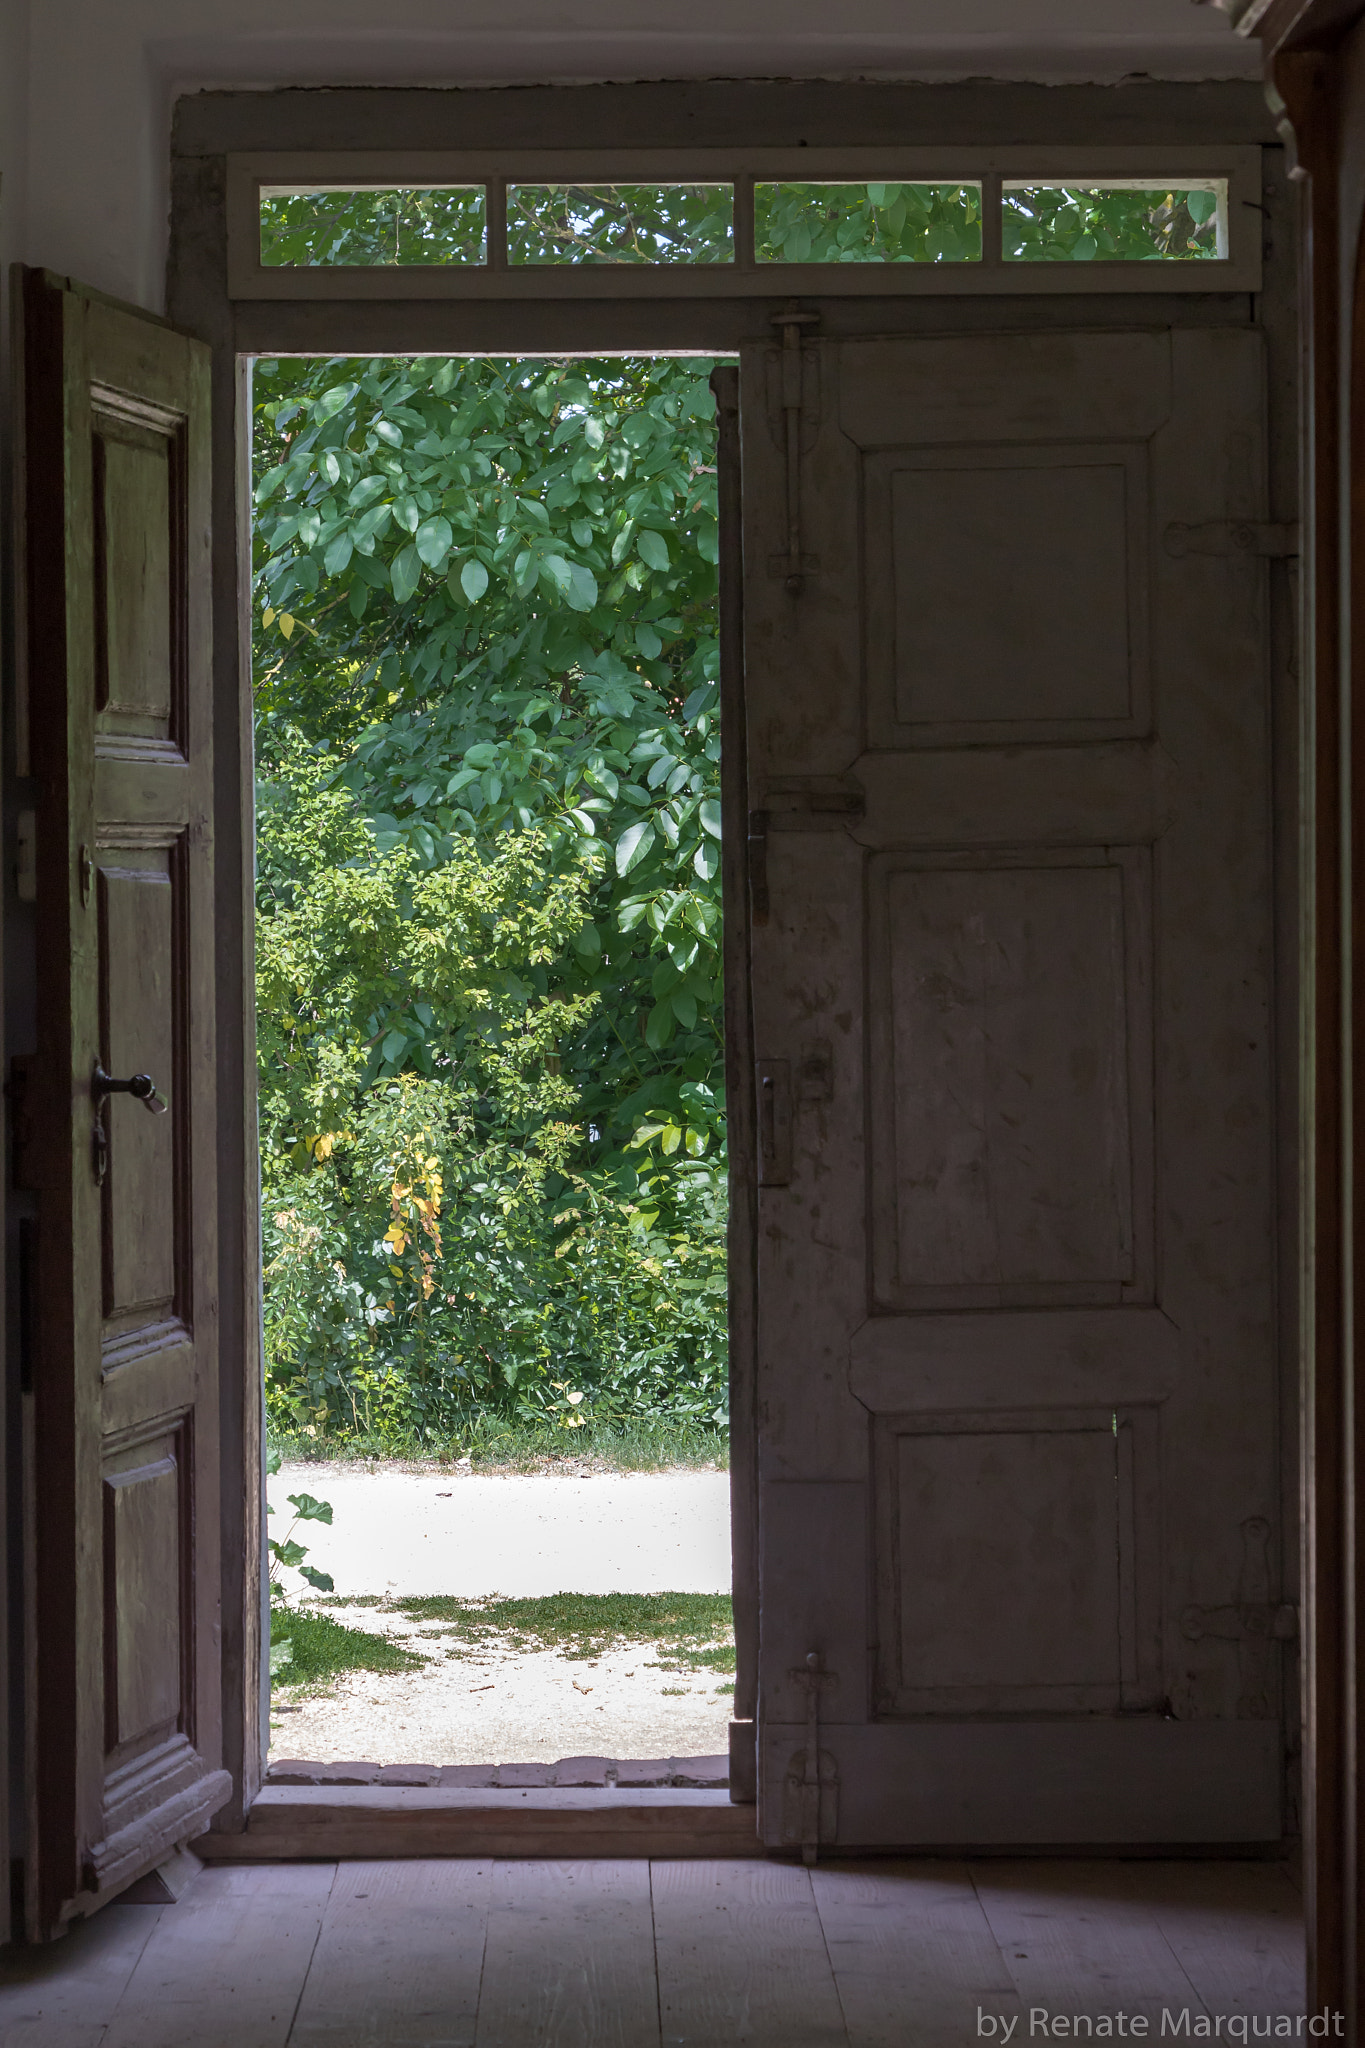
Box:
<box><xmin>299</xmin><ymin>1564</ymin><xmax>336</xmax><ymax>1591</ymax></box>
<box><xmin>615</xmin><ymin>820</ymin><xmax>657</xmax><ymax>876</ymax></box>
<box><xmin>287</xmin><ymin>1492</ymin><xmax>334</xmax><ymax>1524</ymax></box>
<box><xmin>391</xmin><ymin>544</ymin><xmax>422</xmax><ymax>603</ymax></box>
<box><xmin>269</xmin><ymin>1639</ymin><xmax>294</xmax><ymax>1676</ymax></box>
<box><xmin>460</xmin><ymin>557</ymin><xmax>490</xmax><ymax>603</ymax></box>
<box><xmin>699</xmin><ymin>799</ymin><xmax>722</xmax><ymax>840</ymax></box>
<box><xmin>323</xmin><ymin>531</ymin><xmax>354</xmax><ymax>576</ymax></box>
<box><xmin>636</xmin><ymin>529</ymin><xmax>670</xmax><ymax>572</ymax></box>
<box><xmin>645</xmin><ymin>999</ymin><xmax>676</xmax><ymax>1049</ymax></box>
<box><xmin>415</xmin><ymin>515</ymin><xmax>453</xmax><ymax>569</ymax></box>
<box><xmin>381</xmin><ymin>1028</ymin><xmax>408</xmax><ymax>1063</ymax></box>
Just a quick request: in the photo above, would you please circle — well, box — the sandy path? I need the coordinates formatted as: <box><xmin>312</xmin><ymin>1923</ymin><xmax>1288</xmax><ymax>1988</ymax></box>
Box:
<box><xmin>267</xmin><ymin>1465</ymin><xmax>732</xmax><ymax>1597</ymax></box>
<box><xmin>267</xmin><ymin>1465</ymin><xmax>735</xmax><ymax>1766</ymax></box>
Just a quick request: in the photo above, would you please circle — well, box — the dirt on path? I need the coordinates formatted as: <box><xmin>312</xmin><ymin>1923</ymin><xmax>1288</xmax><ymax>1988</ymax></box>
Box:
<box><xmin>269</xmin><ymin>1601</ymin><xmax>733</xmax><ymax>1767</ymax></box>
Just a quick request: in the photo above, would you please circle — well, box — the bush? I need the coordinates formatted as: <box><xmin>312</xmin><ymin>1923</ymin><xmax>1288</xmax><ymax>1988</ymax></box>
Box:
<box><xmin>253</xmin><ymin>355</ymin><xmax>728</xmax><ymax>1446</ymax></box>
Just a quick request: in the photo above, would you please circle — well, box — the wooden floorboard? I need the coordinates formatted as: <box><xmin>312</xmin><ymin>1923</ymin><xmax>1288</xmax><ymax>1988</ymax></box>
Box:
<box><xmin>1106</xmin><ymin>1862</ymin><xmax>1306</xmax><ymax>2018</ymax></box>
<box><xmin>474</xmin><ymin>1860</ymin><xmax>660</xmax><ymax>2048</ymax></box>
<box><xmin>289</xmin><ymin>1859</ymin><xmax>494</xmax><ymax>2046</ymax></box>
<box><xmin>0</xmin><ymin>1854</ymin><xmax>1308</xmax><ymax>2045</ymax></box>
<box><xmin>651</xmin><ymin>1858</ymin><xmax>848</xmax><ymax>2046</ymax></box>
<box><xmin>98</xmin><ymin>1862</ymin><xmax>335</xmax><ymax>2048</ymax></box>
<box><xmin>969</xmin><ymin>1860</ymin><xmax>1207</xmax><ymax>2024</ymax></box>
<box><xmin>812</xmin><ymin>1861</ymin><xmax>1023</xmax><ymax>2048</ymax></box>
<box><xmin>0</xmin><ymin>1900</ymin><xmax>165</xmax><ymax>2048</ymax></box>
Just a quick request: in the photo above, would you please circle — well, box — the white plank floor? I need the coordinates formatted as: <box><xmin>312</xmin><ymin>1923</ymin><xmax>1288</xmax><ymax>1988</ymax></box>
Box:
<box><xmin>0</xmin><ymin>1858</ymin><xmax>1304</xmax><ymax>2048</ymax></box>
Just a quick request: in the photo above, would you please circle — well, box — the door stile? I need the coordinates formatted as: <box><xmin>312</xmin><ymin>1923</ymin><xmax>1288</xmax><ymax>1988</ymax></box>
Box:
<box><xmin>20</xmin><ymin>271</ymin><xmax>99</xmax><ymax>1924</ymax></box>
<box><xmin>712</xmin><ymin>365</ymin><xmax>760</xmax><ymax>1796</ymax></box>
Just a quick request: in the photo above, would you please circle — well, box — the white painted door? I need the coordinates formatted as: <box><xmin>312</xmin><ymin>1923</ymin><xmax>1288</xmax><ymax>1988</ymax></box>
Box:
<box><xmin>743</xmin><ymin>327</ymin><xmax>1285</xmax><ymax>1849</ymax></box>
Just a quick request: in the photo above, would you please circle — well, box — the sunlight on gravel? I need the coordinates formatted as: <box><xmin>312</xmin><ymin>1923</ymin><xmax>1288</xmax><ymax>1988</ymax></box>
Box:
<box><xmin>269</xmin><ymin>1606</ymin><xmax>733</xmax><ymax>1766</ymax></box>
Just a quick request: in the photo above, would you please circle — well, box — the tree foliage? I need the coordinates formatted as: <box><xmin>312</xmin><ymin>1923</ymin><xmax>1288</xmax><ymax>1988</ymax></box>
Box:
<box><xmin>253</xmin><ymin>353</ymin><xmax>728</xmax><ymax>1441</ymax></box>
<box><xmin>755</xmin><ymin>180</ymin><xmax>983</xmax><ymax>263</ymax></box>
<box><xmin>1003</xmin><ymin>185</ymin><xmax>1221</xmax><ymax>262</ymax></box>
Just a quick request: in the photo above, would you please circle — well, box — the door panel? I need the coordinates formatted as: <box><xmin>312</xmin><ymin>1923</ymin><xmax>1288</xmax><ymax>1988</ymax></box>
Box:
<box><xmin>744</xmin><ymin>325</ymin><xmax>1282</xmax><ymax>1850</ymax></box>
<box><xmin>19</xmin><ymin>270</ymin><xmax>228</xmax><ymax>1936</ymax></box>
<box><xmin>869</xmin><ymin>849</ymin><xmax>1149</xmax><ymax>1306</ymax></box>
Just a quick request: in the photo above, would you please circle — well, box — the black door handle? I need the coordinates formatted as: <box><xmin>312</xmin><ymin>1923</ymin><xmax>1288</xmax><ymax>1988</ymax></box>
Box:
<box><xmin>93</xmin><ymin>1065</ymin><xmax>169</xmax><ymax>1115</ymax></box>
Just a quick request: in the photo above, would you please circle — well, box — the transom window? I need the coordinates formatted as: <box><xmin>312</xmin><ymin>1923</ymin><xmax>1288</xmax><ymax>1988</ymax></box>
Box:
<box><xmin>231</xmin><ymin>149</ymin><xmax>1261</xmax><ymax>298</ymax></box>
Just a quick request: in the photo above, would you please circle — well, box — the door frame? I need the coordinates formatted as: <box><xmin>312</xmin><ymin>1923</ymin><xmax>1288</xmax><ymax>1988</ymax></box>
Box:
<box><xmin>1228</xmin><ymin>0</ymin><xmax>1365</xmax><ymax>2020</ymax></box>
<box><xmin>158</xmin><ymin>75</ymin><xmax>1297</xmax><ymax>1848</ymax></box>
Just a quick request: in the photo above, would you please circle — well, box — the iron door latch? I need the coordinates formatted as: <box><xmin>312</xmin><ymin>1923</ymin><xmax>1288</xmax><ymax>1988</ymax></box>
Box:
<box><xmin>1181</xmin><ymin>1515</ymin><xmax>1298</xmax><ymax>1720</ymax></box>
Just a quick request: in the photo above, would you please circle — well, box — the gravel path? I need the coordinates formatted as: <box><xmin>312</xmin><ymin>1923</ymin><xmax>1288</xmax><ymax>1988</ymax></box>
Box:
<box><xmin>267</xmin><ymin>1465</ymin><xmax>735</xmax><ymax>1766</ymax></box>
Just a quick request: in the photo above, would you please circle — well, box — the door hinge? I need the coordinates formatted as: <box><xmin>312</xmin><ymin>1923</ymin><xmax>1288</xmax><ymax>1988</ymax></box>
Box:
<box><xmin>748</xmin><ymin>809</ymin><xmax>770</xmax><ymax>926</ymax></box>
<box><xmin>770</xmin><ymin>302</ymin><xmax>820</xmax><ymax>595</ymax></box>
<box><xmin>748</xmin><ymin>786</ymin><xmax>864</xmax><ymax>928</ymax></box>
<box><xmin>756</xmin><ymin>1058</ymin><xmax>792</xmax><ymax>1186</ymax></box>
<box><xmin>15</xmin><ymin>810</ymin><xmax>35</xmax><ymax>903</ymax></box>
<box><xmin>1181</xmin><ymin>1515</ymin><xmax>1296</xmax><ymax>1720</ymax></box>
<box><xmin>1164</xmin><ymin>520</ymin><xmax>1300</xmax><ymax>559</ymax></box>
<box><xmin>781</xmin><ymin>1650</ymin><xmax>838</xmax><ymax>1866</ymax></box>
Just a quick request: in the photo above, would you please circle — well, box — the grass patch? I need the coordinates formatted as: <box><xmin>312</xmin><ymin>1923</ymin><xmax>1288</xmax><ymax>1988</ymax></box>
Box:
<box><xmin>266</xmin><ymin>1412</ymin><xmax>728</xmax><ymax>1475</ymax></box>
<box><xmin>314</xmin><ymin>1590</ymin><xmax>736</xmax><ymax>1674</ymax></box>
<box><xmin>269</xmin><ymin>1603</ymin><xmax>426</xmax><ymax>1695</ymax></box>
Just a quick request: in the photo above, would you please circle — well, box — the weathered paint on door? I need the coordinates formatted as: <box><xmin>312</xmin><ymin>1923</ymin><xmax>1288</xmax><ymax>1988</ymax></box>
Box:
<box><xmin>743</xmin><ymin>328</ymin><xmax>1284</xmax><ymax>1847</ymax></box>
<box><xmin>19</xmin><ymin>271</ymin><xmax>228</xmax><ymax>1936</ymax></box>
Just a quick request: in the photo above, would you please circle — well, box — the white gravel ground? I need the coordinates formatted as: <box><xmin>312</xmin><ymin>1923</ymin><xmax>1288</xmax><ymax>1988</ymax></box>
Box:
<box><xmin>267</xmin><ymin>1465</ymin><xmax>735</xmax><ymax>1766</ymax></box>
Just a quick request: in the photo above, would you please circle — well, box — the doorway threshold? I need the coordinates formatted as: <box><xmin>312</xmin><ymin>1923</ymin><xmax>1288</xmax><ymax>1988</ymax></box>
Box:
<box><xmin>195</xmin><ymin>1772</ymin><xmax>757</xmax><ymax>1862</ymax></box>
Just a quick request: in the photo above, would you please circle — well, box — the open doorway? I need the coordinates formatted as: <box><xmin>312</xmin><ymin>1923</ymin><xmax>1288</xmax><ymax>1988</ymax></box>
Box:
<box><xmin>249</xmin><ymin>345</ymin><xmax>739</xmax><ymax>1778</ymax></box>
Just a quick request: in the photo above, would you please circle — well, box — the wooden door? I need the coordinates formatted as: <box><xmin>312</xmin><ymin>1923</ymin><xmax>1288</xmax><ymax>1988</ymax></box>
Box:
<box><xmin>17</xmin><ymin>270</ymin><xmax>228</xmax><ymax>1937</ymax></box>
<box><xmin>743</xmin><ymin>325</ymin><xmax>1286</xmax><ymax>1850</ymax></box>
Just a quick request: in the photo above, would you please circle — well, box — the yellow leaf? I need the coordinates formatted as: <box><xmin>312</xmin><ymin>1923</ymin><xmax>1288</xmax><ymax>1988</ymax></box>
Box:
<box><xmin>279</xmin><ymin>613</ymin><xmax>295</xmax><ymax>639</ymax></box>
<box><xmin>262</xmin><ymin>606</ymin><xmax>276</xmax><ymax>627</ymax></box>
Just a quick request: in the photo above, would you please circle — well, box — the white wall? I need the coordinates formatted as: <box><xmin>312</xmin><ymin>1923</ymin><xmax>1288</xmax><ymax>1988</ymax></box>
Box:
<box><xmin>10</xmin><ymin>0</ymin><xmax>1257</xmax><ymax>314</ymax></box>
